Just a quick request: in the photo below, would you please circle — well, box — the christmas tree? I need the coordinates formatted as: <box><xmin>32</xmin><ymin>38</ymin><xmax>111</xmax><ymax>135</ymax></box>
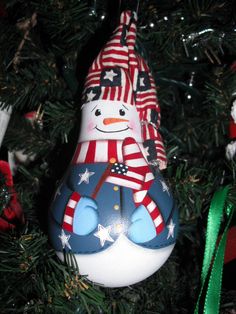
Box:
<box><xmin>0</xmin><ymin>0</ymin><xmax>236</xmax><ymax>313</ymax></box>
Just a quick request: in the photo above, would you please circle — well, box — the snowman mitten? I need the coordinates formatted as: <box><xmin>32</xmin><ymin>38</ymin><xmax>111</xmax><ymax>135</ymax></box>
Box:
<box><xmin>128</xmin><ymin>204</ymin><xmax>157</xmax><ymax>243</ymax></box>
<box><xmin>62</xmin><ymin>192</ymin><xmax>98</xmax><ymax>235</ymax></box>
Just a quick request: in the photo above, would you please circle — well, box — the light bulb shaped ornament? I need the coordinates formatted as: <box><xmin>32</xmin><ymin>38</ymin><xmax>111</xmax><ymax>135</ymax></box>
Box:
<box><xmin>49</xmin><ymin>11</ymin><xmax>178</xmax><ymax>288</ymax></box>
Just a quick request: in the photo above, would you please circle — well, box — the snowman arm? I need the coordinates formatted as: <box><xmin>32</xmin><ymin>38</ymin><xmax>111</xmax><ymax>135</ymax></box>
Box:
<box><xmin>62</xmin><ymin>192</ymin><xmax>98</xmax><ymax>235</ymax></box>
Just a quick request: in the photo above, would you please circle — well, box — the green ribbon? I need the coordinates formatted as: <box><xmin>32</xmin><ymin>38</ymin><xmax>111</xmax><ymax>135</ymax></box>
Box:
<box><xmin>194</xmin><ymin>186</ymin><xmax>234</xmax><ymax>314</ymax></box>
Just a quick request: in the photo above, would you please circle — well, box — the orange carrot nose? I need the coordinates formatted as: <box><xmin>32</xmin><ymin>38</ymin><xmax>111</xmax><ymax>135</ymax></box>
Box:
<box><xmin>103</xmin><ymin>118</ymin><xmax>129</xmax><ymax>125</ymax></box>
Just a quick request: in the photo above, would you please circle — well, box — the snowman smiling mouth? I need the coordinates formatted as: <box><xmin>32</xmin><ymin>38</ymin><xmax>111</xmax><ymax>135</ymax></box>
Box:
<box><xmin>95</xmin><ymin>117</ymin><xmax>131</xmax><ymax>133</ymax></box>
<box><xmin>95</xmin><ymin>126</ymin><xmax>130</xmax><ymax>133</ymax></box>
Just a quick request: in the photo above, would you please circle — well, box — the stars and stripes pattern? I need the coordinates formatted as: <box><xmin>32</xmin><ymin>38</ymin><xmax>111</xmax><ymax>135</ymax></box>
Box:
<box><xmin>81</xmin><ymin>10</ymin><xmax>167</xmax><ymax>168</ymax></box>
<box><xmin>83</xmin><ymin>68</ymin><xmax>135</xmax><ymax>105</ymax></box>
<box><xmin>65</xmin><ymin>139</ymin><xmax>165</xmax><ymax>235</ymax></box>
<box><xmin>62</xmin><ymin>192</ymin><xmax>81</xmax><ymax>232</ymax></box>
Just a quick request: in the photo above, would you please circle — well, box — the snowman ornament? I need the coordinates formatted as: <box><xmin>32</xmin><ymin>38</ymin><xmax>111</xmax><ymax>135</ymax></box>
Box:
<box><xmin>49</xmin><ymin>11</ymin><xmax>178</xmax><ymax>288</ymax></box>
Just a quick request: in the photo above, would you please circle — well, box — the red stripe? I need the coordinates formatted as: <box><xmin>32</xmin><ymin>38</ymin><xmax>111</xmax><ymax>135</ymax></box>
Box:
<box><xmin>64</xmin><ymin>207</ymin><xmax>75</xmax><ymax>218</ymax></box>
<box><xmin>123</xmin><ymin>11</ymin><xmax>127</xmax><ymax>24</ymax></box>
<box><xmin>103</xmin><ymin>49</ymin><xmax>128</xmax><ymax>57</ymax></box>
<box><xmin>129</xmin><ymin>67</ymin><xmax>135</xmax><ymax>84</ymax></box>
<box><xmin>130</xmin><ymin>92</ymin><xmax>134</xmax><ymax>105</ymax></box>
<box><xmin>105</xmin><ymin>42</ymin><xmax>126</xmax><ymax>49</ymax></box>
<box><xmin>102</xmin><ymin>57</ymin><xmax>128</xmax><ymax>65</ymax></box>
<box><xmin>108</xmin><ymin>140</ymin><xmax>117</xmax><ymax>160</ymax></box>
<box><xmin>150</xmin><ymin>209</ymin><xmax>160</xmax><ymax>221</ymax></box>
<box><xmin>85</xmin><ymin>141</ymin><xmax>96</xmax><ymax>162</ymax></box>
<box><xmin>62</xmin><ymin>222</ymin><xmax>73</xmax><ymax>232</ymax></box>
<box><xmin>102</xmin><ymin>87</ymin><xmax>109</xmax><ymax>100</ymax></box>
<box><xmin>128</xmin><ymin>25</ymin><xmax>136</xmax><ymax>32</ymax></box>
<box><xmin>139</xmin><ymin>196</ymin><xmax>164</xmax><ymax>234</ymax></box>
<box><xmin>140</xmin><ymin>194</ymin><xmax>154</xmax><ymax>207</ymax></box>
<box><xmin>70</xmin><ymin>192</ymin><xmax>81</xmax><ymax>202</ymax></box>
<box><xmin>136</xmin><ymin>106</ymin><xmax>157</xmax><ymax>113</ymax></box>
<box><xmin>124</xmin><ymin>152</ymin><xmax>144</xmax><ymax>160</ymax></box>
<box><xmin>136</xmin><ymin>97</ymin><xmax>157</xmax><ymax>104</ymax></box>
<box><xmin>123</xmin><ymin>75</ymin><xmax>131</xmax><ymax>103</ymax></box>
<box><xmin>129</xmin><ymin>57</ymin><xmax>137</xmax><ymax>64</ymax></box>
<box><xmin>126</xmin><ymin>34</ymin><xmax>136</xmax><ymax>41</ymax></box>
<box><xmin>156</xmin><ymin>144</ymin><xmax>166</xmax><ymax>152</ymax></box>
<box><xmin>149</xmin><ymin>126</ymin><xmax>155</xmax><ymax>139</ymax></box>
<box><xmin>117</xmin><ymin>86</ymin><xmax>122</xmax><ymax>101</ymax></box>
<box><xmin>156</xmin><ymin>223</ymin><xmax>164</xmax><ymax>234</ymax></box>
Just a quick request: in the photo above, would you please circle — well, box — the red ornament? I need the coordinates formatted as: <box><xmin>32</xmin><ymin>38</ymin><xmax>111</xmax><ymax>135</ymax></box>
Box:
<box><xmin>0</xmin><ymin>161</ymin><xmax>24</xmax><ymax>231</ymax></box>
<box><xmin>229</xmin><ymin>117</ymin><xmax>236</xmax><ymax>140</ymax></box>
<box><xmin>224</xmin><ymin>226</ymin><xmax>236</xmax><ymax>264</ymax></box>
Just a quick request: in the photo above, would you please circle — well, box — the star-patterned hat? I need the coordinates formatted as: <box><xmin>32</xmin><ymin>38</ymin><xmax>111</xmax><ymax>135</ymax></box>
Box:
<box><xmin>82</xmin><ymin>10</ymin><xmax>167</xmax><ymax>168</ymax></box>
<box><xmin>82</xmin><ymin>11</ymin><xmax>137</xmax><ymax>106</ymax></box>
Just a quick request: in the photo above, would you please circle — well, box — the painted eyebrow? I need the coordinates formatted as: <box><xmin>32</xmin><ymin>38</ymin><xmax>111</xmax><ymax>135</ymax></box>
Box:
<box><xmin>122</xmin><ymin>104</ymin><xmax>129</xmax><ymax>110</ymax></box>
<box><xmin>91</xmin><ymin>105</ymin><xmax>98</xmax><ymax>112</ymax></box>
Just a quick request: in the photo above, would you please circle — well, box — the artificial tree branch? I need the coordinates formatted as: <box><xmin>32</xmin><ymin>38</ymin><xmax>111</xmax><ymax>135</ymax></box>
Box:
<box><xmin>12</xmin><ymin>12</ymin><xmax>37</xmax><ymax>72</ymax></box>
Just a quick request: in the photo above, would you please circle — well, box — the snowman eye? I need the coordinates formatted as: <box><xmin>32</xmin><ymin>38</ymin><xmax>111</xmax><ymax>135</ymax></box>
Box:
<box><xmin>95</xmin><ymin>109</ymin><xmax>101</xmax><ymax>116</ymax></box>
<box><xmin>119</xmin><ymin>109</ymin><xmax>126</xmax><ymax>116</ymax></box>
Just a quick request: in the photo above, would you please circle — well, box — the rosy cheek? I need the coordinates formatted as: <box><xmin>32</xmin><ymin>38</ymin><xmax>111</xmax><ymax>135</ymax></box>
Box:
<box><xmin>129</xmin><ymin>120</ymin><xmax>139</xmax><ymax>133</ymax></box>
<box><xmin>87</xmin><ymin>121</ymin><xmax>96</xmax><ymax>132</ymax></box>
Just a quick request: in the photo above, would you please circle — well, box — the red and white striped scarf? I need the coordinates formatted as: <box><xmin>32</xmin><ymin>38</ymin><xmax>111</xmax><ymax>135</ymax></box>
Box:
<box><xmin>72</xmin><ymin>139</ymin><xmax>146</xmax><ymax>164</ymax></box>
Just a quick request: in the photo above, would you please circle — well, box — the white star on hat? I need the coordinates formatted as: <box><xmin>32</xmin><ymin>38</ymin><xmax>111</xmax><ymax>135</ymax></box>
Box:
<box><xmin>140</xmin><ymin>77</ymin><xmax>145</xmax><ymax>87</ymax></box>
<box><xmin>167</xmin><ymin>219</ymin><xmax>176</xmax><ymax>239</ymax></box>
<box><xmin>94</xmin><ymin>224</ymin><xmax>114</xmax><ymax>247</ymax></box>
<box><xmin>86</xmin><ymin>90</ymin><xmax>97</xmax><ymax>101</ymax></box>
<box><xmin>103</xmin><ymin>69</ymin><xmax>118</xmax><ymax>82</ymax></box>
<box><xmin>59</xmin><ymin>229</ymin><xmax>72</xmax><ymax>250</ymax></box>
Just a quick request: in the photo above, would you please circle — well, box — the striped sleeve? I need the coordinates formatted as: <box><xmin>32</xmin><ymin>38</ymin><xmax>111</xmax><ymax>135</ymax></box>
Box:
<box><xmin>141</xmin><ymin>108</ymin><xmax>167</xmax><ymax>170</ymax></box>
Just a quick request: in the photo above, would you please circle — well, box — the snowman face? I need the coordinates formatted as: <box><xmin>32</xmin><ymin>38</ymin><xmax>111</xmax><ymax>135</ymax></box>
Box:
<box><xmin>79</xmin><ymin>100</ymin><xmax>142</xmax><ymax>142</ymax></box>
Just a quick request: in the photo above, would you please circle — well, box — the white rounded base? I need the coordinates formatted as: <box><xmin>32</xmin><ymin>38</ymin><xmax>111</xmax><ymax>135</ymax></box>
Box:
<box><xmin>56</xmin><ymin>235</ymin><xmax>174</xmax><ymax>288</ymax></box>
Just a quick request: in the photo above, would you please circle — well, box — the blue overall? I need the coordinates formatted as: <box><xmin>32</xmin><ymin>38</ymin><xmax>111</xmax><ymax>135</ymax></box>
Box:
<box><xmin>48</xmin><ymin>162</ymin><xmax>178</xmax><ymax>254</ymax></box>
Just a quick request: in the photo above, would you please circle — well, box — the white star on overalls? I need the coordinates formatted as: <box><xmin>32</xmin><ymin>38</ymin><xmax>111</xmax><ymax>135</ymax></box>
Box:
<box><xmin>94</xmin><ymin>224</ymin><xmax>114</xmax><ymax>247</ymax></box>
<box><xmin>78</xmin><ymin>168</ymin><xmax>95</xmax><ymax>185</ymax></box>
<box><xmin>167</xmin><ymin>219</ymin><xmax>175</xmax><ymax>239</ymax></box>
<box><xmin>160</xmin><ymin>180</ymin><xmax>170</xmax><ymax>195</ymax></box>
<box><xmin>59</xmin><ymin>229</ymin><xmax>72</xmax><ymax>249</ymax></box>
